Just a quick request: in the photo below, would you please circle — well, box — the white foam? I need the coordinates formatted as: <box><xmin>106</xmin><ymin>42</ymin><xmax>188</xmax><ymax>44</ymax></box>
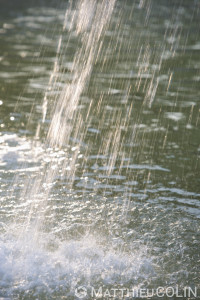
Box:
<box><xmin>0</xmin><ymin>233</ymin><xmax>154</xmax><ymax>297</ymax></box>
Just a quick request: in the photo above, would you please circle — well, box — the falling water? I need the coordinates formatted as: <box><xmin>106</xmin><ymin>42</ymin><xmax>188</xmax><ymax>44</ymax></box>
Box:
<box><xmin>0</xmin><ymin>0</ymin><xmax>199</xmax><ymax>299</ymax></box>
<box><xmin>15</xmin><ymin>0</ymin><xmax>117</xmax><ymax>240</ymax></box>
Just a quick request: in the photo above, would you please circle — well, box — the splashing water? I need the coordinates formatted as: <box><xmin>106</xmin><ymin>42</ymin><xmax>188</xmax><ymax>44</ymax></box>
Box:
<box><xmin>0</xmin><ymin>0</ymin><xmax>200</xmax><ymax>298</ymax></box>
<box><xmin>0</xmin><ymin>233</ymin><xmax>154</xmax><ymax>298</ymax></box>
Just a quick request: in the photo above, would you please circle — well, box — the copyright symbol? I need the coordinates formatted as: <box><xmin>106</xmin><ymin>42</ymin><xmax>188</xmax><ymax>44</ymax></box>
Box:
<box><xmin>75</xmin><ymin>286</ymin><xmax>87</xmax><ymax>298</ymax></box>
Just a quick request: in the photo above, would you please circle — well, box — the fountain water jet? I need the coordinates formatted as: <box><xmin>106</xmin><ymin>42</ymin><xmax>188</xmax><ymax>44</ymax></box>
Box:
<box><xmin>1</xmin><ymin>0</ymin><xmax>199</xmax><ymax>298</ymax></box>
<box><xmin>17</xmin><ymin>0</ymin><xmax>116</xmax><ymax>238</ymax></box>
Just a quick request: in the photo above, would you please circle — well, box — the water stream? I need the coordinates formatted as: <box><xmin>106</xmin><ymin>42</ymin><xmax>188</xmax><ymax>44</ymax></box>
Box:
<box><xmin>0</xmin><ymin>0</ymin><xmax>199</xmax><ymax>299</ymax></box>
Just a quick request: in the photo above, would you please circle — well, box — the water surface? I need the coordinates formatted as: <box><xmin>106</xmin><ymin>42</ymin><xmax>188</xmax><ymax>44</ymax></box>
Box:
<box><xmin>0</xmin><ymin>0</ymin><xmax>200</xmax><ymax>299</ymax></box>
